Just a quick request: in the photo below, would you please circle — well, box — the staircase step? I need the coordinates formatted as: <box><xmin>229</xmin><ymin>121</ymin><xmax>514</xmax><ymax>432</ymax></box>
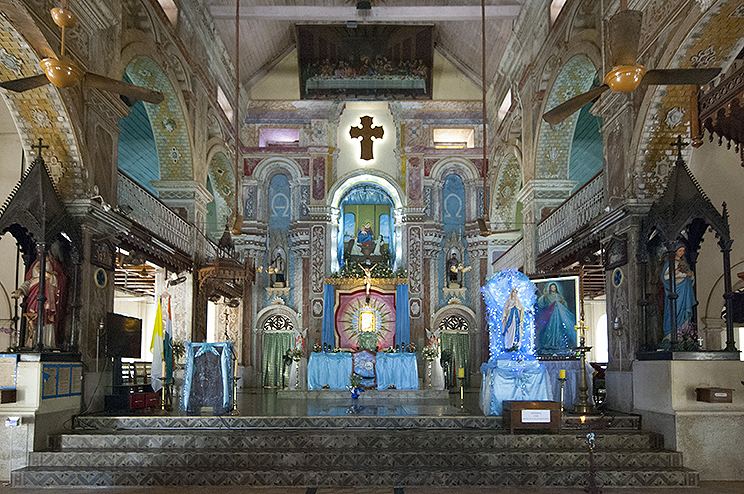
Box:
<box><xmin>29</xmin><ymin>450</ymin><xmax>683</xmax><ymax>469</ymax></box>
<box><xmin>57</xmin><ymin>429</ymin><xmax>663</xmax><ymax>452</ymax></box>
<box><xmin>11</xmin><ymin>465</ymin><xmax>699</xmax><ymax>487</ymax></box>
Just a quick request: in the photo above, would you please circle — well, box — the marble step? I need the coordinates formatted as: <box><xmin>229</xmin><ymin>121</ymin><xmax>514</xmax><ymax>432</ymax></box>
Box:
<box><xmin>56</xmin><ymin>430</ymin><xmax>664</xmax><ymax>452</ymax></box>
<box><xmin>73</xmin><ymin>413</ymin><xmax>643</xmax><ymax>431</ymax></box>
<box><xmin>11</xmin><ymin>465</ymin><xmax>699</xmax><ymax>487</ymax></box>
<box><xmin>29</xmin><ymin>449</ymin><xmax>684</xmax><ymax>469</ymax></box>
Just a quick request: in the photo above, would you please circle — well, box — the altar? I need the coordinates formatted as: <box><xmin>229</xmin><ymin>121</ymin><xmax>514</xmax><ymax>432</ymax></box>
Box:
<box><xmin>307</xmin><ymin>351</ymin><xmax>419</xmax><ymax>390</ymax></box>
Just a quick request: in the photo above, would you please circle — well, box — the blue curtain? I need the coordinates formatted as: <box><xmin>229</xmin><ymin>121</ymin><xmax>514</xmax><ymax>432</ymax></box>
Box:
<box><xmin>322</xmin><ymin>284</ymin><xmax>335</xmax><ymax>347</ymax></box>
<box><xmin>395</xmin><ymin>284</ymin><xmax>410</xmax><ymax>346</ymax></box>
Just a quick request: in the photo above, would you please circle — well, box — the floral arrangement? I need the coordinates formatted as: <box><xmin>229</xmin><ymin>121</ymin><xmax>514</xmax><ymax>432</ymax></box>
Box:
<box><xmin>406</xmin><ymin>342</ymin><xmax>417</xmax><ymax>353</ymax></box>
<box><xmin>379</xmin><ymin>347</ymin><xmax>397</xmax><ymax>353</ymax></box>
<box><xmin>422</xmin><ymin>345</ymin><xmax>439</xmax><ymax>360</ymax></box>
<box><xmin>330</xmin><ymin>347</ymin><xmax>342</xmax><ymax>353</ymax></box>
<box><xmin>313</xmin><ymin>340</ymin><xmax>322</xmax><ymax>353</ymax></box>
<box><xmin>287</xmin><ymin>348</ymin><xmax>304</xmax><ymax>360</ymax></box>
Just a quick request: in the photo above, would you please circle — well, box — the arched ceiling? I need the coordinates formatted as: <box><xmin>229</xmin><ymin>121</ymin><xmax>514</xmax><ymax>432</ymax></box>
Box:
<box><xmin>205</xmin><ymin>0</ymin><xmax>528</xmax><ymax>91</ymax></box>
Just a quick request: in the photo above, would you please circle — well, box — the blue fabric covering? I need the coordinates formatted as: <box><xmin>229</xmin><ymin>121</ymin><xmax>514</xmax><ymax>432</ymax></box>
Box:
<box><xmin>541</xmin><ymin>360</ymin><xmax>593</xmax><ymax>410</ymax></box>
<box><xmin>376</xmin><ymin>352</ymin><xmax>419</xmax><ymax>389</ymax></box>
<box><xmin>180</xmin><ymin>341</ymin><xmax>234</xmax><ymax>412</ymax></box>
<box><xmin>307</xmin><ymin>352</ymin><xmax>352</xmax><ymax>390</ymax></box>
<box><xmin>478</xmin><ymin>359</ymin><xmax>552</xmax><ymax>415</ymax></box>
<box><xmin>322</xmin><ymin>284</ymin><xmax>335</xmax><ymax>348</ymax></box>
<box><xmin>395</xmin><ymin>284</ymin><xmax>410</xmax><ymax>345</ymax></box>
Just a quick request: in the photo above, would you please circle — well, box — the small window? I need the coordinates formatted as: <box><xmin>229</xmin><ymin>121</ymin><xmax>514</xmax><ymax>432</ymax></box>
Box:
<box><xmin>550</xmin><ymin>0</ymin><xmax>567</xmax><ymax>24</ymax></box>
<box><xmin>433</xmin><ymin>128</ymin><xmax>474</xmax><ymax>149</ymax></box>
<box><xmin>498</xmin><ymin>89</ymin><xmax>512</xmax><ymax>124</ymax></box>
<box><xmin>217</xmin><ymin>86</ymin><xmax>233</xmax><ymax>123</ymax></box>
<box><xmin>157</xmin><ymin>0</ymin><xmax>178</xmax><ymax>26</ymax></box>
<box><xmin>259</xmin><ymin>128</ymin><xmax>300</xmax><ymax>148</ymax></box>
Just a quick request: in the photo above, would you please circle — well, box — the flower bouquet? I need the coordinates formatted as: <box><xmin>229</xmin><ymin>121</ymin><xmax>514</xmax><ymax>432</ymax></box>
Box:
<box><xmin>422</xmin><ymin>345</ymin><xmax>439</xmax><ymax>360</ymax></box>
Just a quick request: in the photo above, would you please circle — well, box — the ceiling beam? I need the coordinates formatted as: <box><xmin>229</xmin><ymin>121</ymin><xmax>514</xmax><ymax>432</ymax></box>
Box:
<box><xmin>209</xmin><ymin>6</ymin><xmax>522</xmax><ymax>23</ymax></box>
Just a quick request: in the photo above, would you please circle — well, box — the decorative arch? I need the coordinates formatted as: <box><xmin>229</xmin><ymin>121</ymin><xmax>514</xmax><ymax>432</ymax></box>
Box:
<box><xmin>429</xmin><ymin>157</ymin><xmax>480</xmax><ymax>183</ymax></box>
<box><xmin>535</xmin><ymin>54</ymin><xmax>598</xmax><ymax>180</ymax></box>
<box><xmin>329</xmin><ymin>169</ymin><xmax>405</xmax><ymax>210</ymax></box>
<box><xmin>631</xmin><ymin>1</ymin><xmax>744</xmax><ymax>201</ymax></box>
<box><xmin>253</xmin><ymin>157</ymin><xmax>304</xmax><ymax>184</ymax></box>
<box><xmin>0</xmin><ymin>11</ymin><xmax>82</xmax><ymax>199</ymax></box>
<box><xmin>431</xmin><ymin>304</ymin><xmax>477</xmax><ymax>333</ymax></box>
<box><xmin>256</xmin><ymin>304</ymin><xmax>301</xmax><ymax>335</ymax></box>
<box><xmin>123</xmin><ymin>56</ymin><xmax>194</xmax><ymax>182</ymax></box>
<box><xmin>206</xmin><ymin>152</ymin><xmax>236</xmax><ymax>236</ymax></box>
<box><xmin>491</xmin><ymin>153</ymin><xmax>522</xmax><ymax>231</ymax></box>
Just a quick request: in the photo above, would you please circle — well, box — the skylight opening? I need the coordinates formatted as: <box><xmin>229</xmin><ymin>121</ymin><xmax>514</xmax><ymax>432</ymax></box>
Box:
<box><xmin>550</xmin><ymin>0</ymin><xmax>567</xmax><ymax>24</ymax></box>
<box><xmin>433</xmin><ymin>128</ymin><xmax>474</xmax><ymax>149</ymax></box>
<box><xmin>217</xmin><ymin>86</ymin><xmax>233</xmax><ymax>123</ymax></box>
<box><xmin>498</xmin><ymin>90</ymin><xmax>512</xmax><ymax>124</ymax></box>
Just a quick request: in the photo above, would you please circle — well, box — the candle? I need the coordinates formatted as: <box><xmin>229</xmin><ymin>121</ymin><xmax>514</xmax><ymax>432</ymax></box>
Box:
<box><xmin>559</xmin><ymin>369</ymin><xmax>566</xmax><ymax>380</ymax></box>
<box><xmin>457</xmin><ymin>367</ymin><xmax>465</xmax><ymax>378</ymax></box>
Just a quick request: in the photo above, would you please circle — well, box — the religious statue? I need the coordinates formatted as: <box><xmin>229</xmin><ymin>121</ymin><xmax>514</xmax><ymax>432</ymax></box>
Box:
<box><xmin>662</xmin><ymin>244</ymin><xmax>697</xmax><ymax>346</ymax></box>
<box><xmin>357</xmin><ymin>221</ymin><xmax>374</xmax><ymax>247</ymax></box>
<box><xmin>535</xmin><ymin>282</ymin><xmax>576</xmax><ymax>353</ymax></box>
<box><xmin>270</xmin><ymin>251</ymin><xmax>285</xmax><ymax>287</ymax></box>
<box><xmin>372</xmin><ymin>235</ymin><xmax>385</xmax><ymax>256</ymax></box>
<box><xmin>11</xmin><ymin>251</ymin><xmax>67</xmax><ymax>348</ymax></box>
<box><xmin>502</xmin><ymin>288</ymin><xmax>523</xmax><ymax>351</ymax></box>
<box><xmin>359</xmin><ymin>263</ymin><xmax>377</xmax><ymax>298</ymax></box>
<box><xmin>446</xmin><ymin>253</ymin><xmax>460</xmax><ymax>285</ymax></box>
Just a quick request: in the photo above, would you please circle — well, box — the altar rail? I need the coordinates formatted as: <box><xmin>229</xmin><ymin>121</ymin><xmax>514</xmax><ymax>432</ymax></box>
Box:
<box><xmin>117</xmin><ymin>171</ymin><xmax>191</xmax><ymax>253</ymax></box>
<box><xmin>537</xmin><ymin>172</ymin><xmax>604</xmax><ymax>253</ymax></box>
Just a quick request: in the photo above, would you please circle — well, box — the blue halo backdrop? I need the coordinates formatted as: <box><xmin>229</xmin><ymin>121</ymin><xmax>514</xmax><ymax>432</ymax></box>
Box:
<box><xmin>481</xmin><ymin>269</ymin><xmax>538</xmax><ymax>360</ymax></box>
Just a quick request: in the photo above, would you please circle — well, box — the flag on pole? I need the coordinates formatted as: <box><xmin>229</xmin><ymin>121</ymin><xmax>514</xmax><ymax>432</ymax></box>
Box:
<box><xmin>150</xmin><ymin>295</ymin><xmax>173</xmax><ymax>392</ymax></box>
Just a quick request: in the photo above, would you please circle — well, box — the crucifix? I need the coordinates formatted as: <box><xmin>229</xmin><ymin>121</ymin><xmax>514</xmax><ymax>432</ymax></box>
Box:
<box><xmin>31</xmin><ymin>137</ymin><xmax>49</xmax><ymax>161</ymax></box>
<box><xmin>349</xmin><ymin>115</ymin><xmax>384</xmax><ymax>161</ymax></box>
<box><xmin>670</xmin><ymin>135</ymin><xmax>688</xmax><ymax>162</ymax></box>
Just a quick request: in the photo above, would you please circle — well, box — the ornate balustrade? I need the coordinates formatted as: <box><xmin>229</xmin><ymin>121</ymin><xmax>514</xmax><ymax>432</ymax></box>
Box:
<box><xmin>537</xmin><ymin>172</ymin><xmax>604</xmax><ymax>254</ymax></box>
<box><xmin>492</xmin><ymin>237</ymin><xmax>523</xmax><ymax>273</ymax></box>
<box><xmin>117</xmin><ymin>172</ymin><xmax>192</xmax><ymax>253</ymax></box>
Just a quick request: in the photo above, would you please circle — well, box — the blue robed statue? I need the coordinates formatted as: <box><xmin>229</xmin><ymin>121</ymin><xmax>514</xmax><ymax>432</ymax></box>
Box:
<box><xmin>535</xmin><ymin>282</ymin><xmax>576</xmax><ymax>354</ymax></box>
<box><xmin>662</xmin><ymin>244</ymin><xmax>697</xmax><ymax>345</ymax></box>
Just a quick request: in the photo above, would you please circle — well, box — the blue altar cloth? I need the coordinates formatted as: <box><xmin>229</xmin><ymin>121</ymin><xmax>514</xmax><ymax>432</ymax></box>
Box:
<box><xmin>375</xmin><ymin>353</ymin><xmax>419</xmax><ymax>390</ymax></box>
<box><xmin>479</xmin><ymin>359</ymin><xmax>552</xmax><ymax>415</ymax></box>
<box><xmin>307</xmin><ymin>352</ymin><xmax>352</xmax><ymax>390</ymax></box>
<box><xmin>540</xmin><ymin>359</ymin><xmax>594</xmax><ymax>410</ymax></box>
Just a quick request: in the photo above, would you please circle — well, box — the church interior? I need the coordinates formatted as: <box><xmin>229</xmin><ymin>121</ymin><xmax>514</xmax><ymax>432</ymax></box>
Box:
<box><xmin>0</xmin><ymin>0</ymin><xmax>743</xmax><ymax>489</ymax></box>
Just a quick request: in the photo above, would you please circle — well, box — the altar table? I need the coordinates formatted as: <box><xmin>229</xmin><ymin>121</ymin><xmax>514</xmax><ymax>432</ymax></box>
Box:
<box><xmin>307</xmin><ymin>352</ymin><xmax>419</xmax><ymax>390</ymax></box>
<box><xmin>540</xmin><ymin>360</ymin><xmax>594</xmax><ymax>410</ymax></box>
<box><xmin>479</xmin><ymin>359</ymin><xmax>552</xmax><ymax>416</ymax></box>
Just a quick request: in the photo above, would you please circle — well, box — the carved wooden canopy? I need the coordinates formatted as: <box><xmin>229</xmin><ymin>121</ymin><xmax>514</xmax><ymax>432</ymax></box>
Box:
<box><xmin>694</xmin><ymin>64</ymin><xmax>744</xmax><ymax>166</ymax></box>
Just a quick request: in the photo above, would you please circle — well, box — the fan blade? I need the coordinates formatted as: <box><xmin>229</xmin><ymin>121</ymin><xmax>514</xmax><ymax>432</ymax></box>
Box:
<box><xmin>609</xmin><ymin>9</ymin><xmax>643</xmax><ymax>67</ymax></box>
<box><xmin>643</xmin><ymin>68</ymin><xmax>722</xmax><ymax>86</ymax></box>
<box><xmin>542</xmin><ymin>85</ymin><xmax>610</xmax><ymax>125</ymax></box>
<box><xmin>84</xmin><ymin>73</ymin><xmax>164</xmax><ymax>105</ymax></box>
<box><xmin>0</xmin><ymin>74</ymin><xmax>51</xmax><ymax>92</ymax></box>
<box><xmin>1</xmin><ymin>1</ymin><xmax>58</xmax><ymax>60</ymax></box>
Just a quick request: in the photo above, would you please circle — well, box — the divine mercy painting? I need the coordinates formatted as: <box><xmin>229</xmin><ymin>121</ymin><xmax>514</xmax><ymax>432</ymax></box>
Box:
<box><xmin>533</xmin><ymin>276</ymin><xmax>579</xmax><ymax>356</ymax></box>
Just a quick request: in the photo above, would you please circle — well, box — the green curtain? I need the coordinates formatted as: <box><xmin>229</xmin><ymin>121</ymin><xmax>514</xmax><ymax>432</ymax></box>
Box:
<box><xmin>441</xmin><ymin>332</ymin><xmax>470</xmax><ymax>388</ymax></box>
<box><xmin>262</xmin><ymin>332</ymin><xmax>293</xmax><ymax>388</ymax></box>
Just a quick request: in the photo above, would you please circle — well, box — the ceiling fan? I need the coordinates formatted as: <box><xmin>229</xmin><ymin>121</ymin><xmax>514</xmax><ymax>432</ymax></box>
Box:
<box><xmin>0</xmin><ymin>2</ymin><xmax>163</xmax><ymax>105</ymax></box>
<box><xmin>542</xmin><ymin>8</ymin><xmax>720</xmax><ymax>125</ymax></box>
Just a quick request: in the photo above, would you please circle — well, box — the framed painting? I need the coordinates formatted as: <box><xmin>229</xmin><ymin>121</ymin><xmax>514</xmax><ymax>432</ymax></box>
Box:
<box><xmin>532</xmin><ymin>275</ymin><xmax>580</xmax><ymax>356</ymax></box>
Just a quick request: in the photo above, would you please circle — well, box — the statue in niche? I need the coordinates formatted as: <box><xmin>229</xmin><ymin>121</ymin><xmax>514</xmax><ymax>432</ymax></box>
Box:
<box><xmin>270</xmin><ymin>250</ymin><xmax>285</xmax><ymax>287</ymax></box>
<box><xmin>661</xmin><ymin>244</ymin><xmax>697</xmax><ymax>348</ymax></box>
<box><xmin>446</xmin><ymin>251</ymin><xmax>471</xmax><ymax>288</ymax></box>
<box><xmin>12</xmin><ymin>247</ymin><xmax>67</xmax><ymax>348</ymax></box>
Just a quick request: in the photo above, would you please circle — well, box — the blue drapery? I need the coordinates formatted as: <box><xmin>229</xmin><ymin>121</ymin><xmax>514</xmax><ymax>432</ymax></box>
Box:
<box><xmin>181</xmin><ymin>341</ymin><xmax>234</xmax><ymax>413</ymax></box>
<box><xmin>395</xmin><ymin>284</ymin><xmax>410</xmax><ymax>345</ymax></box>
<box><xmin>322</xmin><ymin>284</ymin><xmax>335</xmax><ymax>348</ymax></box>
<box><xmin>307</xmin><ymin>352</ymin><xmax>352</xmax><ymax>390</ymax></box>
<box><xmin>479</xmin><ymin>359</ymin><xmax>552</xmax><ymax>415</ymax></box>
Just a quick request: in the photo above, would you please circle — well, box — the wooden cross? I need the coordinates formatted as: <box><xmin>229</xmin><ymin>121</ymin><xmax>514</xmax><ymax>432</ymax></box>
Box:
<box><xmin>349</xmin><ymin>115</ymin><xmax>384</xmax><ymax>161</ymax></box>
<box><xmin>670</xmin><ymin>135</ymin><xmax>688</xmax><ymax>163</ymax></box>
<box><xmin>31</xmin><ymin>137</ymin><xmax>49</xmax><ymax>159</ymax></box>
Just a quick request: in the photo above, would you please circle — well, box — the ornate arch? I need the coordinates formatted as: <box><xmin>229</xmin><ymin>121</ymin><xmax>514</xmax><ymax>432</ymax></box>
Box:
<box><xmin>535</xmin><ymin>54</ymin><xmax>598</xmax><ymax>180</ymax></box>
<box><xmin>428</xmin><ymin>157</ymin><xmax>480</xmax><ymax>184</ymax></box>
<box><xmin>122</xmin><ymin>56</ymin><xmax>194</xmax><ymax>182</ymax></box>
<box><xmin>0</xmin><ymin>10</ymin><xmax>82</xmax><ymax>199</ymax></box>
<box><xmin>328</xmin><ymin>169</ymin><xmax>405</xmax><ymax>210</ymax></box>
<box><xmin>631</xmin><ymin>0</ymin><xmax>744</xmax><ymax>201</ymax></box>
<box><xmin>431</xmin><ymin>304</ymin><xmax>477</xmax><ymax>334</ymax></box>
<box><xmin>253</xmin><ymin>157</ymin><xmax>303</xmax><ymax>184</ymax></box>
<box><xmin>256</xmin><ymin>304</ymin><xmax>301</xmax><ymax>334</ymax></box>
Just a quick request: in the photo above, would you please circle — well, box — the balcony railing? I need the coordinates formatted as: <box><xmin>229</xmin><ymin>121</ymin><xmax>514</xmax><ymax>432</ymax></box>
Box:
<box><xmin>117</xmin><ymin>172</ymin><xmax>191</xmax><ymax>253</ymax></box>
<box><xmin>492</xmin><ymin>237</ymin><xmax>524</xmax><ymax>273</ymax></box>
<box><xmin>537</xmin><ymin>172</ymin><xmax>604</xmax><ymax>253</ymax></box>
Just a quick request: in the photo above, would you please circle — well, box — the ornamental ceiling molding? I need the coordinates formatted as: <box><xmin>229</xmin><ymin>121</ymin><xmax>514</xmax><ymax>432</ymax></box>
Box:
<box><xmin>632</xmin><ymin>0</ymin><xmax>744</xmax><ymax>201</ymax></box>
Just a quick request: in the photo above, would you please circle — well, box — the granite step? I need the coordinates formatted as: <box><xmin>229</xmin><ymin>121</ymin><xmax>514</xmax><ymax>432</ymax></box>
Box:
<box><xmin>11</xmin><ymin>465</ymin><xmax>699</xmax><ymax>487</ymax></box>
<box><xmin>28</xmin><ymin>449</ymin><xmax>684</xmax><ymax>470</ymax></box>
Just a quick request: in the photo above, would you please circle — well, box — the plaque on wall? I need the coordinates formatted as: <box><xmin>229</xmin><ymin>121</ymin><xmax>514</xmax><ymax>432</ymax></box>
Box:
<box><xmin>91</xmin><ymin>238</ymin><xmax>115</xmax><ymax>271</ymax></box>
<box><xmin>605</xmin><ymin>235</ymin><xmax>628</xmax><ymax>270</ymax></box>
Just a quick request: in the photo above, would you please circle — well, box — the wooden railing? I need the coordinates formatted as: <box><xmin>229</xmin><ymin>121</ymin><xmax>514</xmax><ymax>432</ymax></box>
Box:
<box><xmin>537</xmin><ymin>172</ymin><xmax>604</xmax><ymax>253</ymax></box>
<box><xmin>117</xmin><ymin>172</ymin><xmax>191</xmax><ymax>253</ymax></box>
<box><xmin>492</xmin><ymin>237</ymin><xmax>524</xmax><ymax>272</ymax></box>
